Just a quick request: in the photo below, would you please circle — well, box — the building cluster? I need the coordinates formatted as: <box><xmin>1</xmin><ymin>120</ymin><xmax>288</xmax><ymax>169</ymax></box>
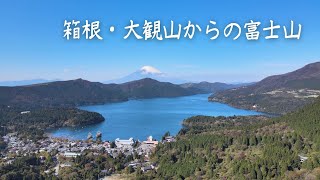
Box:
<box><xmin>0</xmin><ymin>133</ymin><xmax>176</xmax><ymax>177</ymax></box>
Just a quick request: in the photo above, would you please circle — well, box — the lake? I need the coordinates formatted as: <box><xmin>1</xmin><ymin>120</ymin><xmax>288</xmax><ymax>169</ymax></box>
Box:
<box><xmin>49</xmin><ymin>94</ymin><xmax>261</xmax><ymax>141</ymax></box>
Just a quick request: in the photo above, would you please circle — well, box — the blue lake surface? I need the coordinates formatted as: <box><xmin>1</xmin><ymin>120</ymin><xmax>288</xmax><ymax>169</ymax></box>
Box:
<box><xmin>49</xmin><ymin>94</ymin><xmax>261</xmax><ymax>141</ymax></box>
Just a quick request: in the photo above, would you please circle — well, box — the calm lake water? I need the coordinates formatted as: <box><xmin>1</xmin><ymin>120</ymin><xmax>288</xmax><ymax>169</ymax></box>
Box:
<box><xmin>49</xmin><ymin>94</ymin><xmax>261</xmax><ymax>141</ymax></box>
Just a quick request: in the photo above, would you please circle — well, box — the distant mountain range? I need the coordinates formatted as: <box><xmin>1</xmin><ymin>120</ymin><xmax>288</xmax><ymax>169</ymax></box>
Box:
<box><xmin>0</xmin><ymin>79</ymin><xmax>126</xmax><ymax>108</ymax></box>
<box><xmin>106</xmin><ymin>66</ymin><xmax>187</xmax><ymax>84</ymax></box>
<box><xmin>240</xmin><ymin>62</ymin><xmax>320</xmax><ymax>92</ymax></box>
<box><xmin>0</xmin><ymin>66</ymin><xmax>186</xmax><ymax>86</ymax></box>
<box><xmin>210</xmin><ymin>62</ymin><xmax>320</xmax><ymax>114</ymax></box>
<box><xmin>0</xmin><ymin>78</ymin><xmax>203</xmax><ymax>108</ymax></box>
<box><xmin>0</xmin><ymin>79</ymin><xmax>59</xmax><ymax>86</ymax></box>
<box><xmin>2</xmin><ymin>66</ymin><xmax>253</xmax><ymax>88</ymax></box>
<box><xmin>180</xmin><ymin>81</ymin><xmax>254</xmax><ymax>93</ymax></box>
<box><xmin>119</xmin><ymin>78</ymin><xmax>200</xmax><ymax>99</ymax></box>
<box><xmin>4</xmin><ymin>62</ymin><xmax>320</xmax><ymax>114</ymax></box>
<box><xmin>0</xmin><ymin>76</ymin><xmax>245</xmax><ymax>108</ymax></box>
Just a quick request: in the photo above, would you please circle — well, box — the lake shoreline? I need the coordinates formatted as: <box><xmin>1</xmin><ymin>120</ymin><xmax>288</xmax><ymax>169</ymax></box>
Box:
<box><xmin>49</xmin><ymin>94</ymin><xmax>263</xmax><ymax>141</ymax></box>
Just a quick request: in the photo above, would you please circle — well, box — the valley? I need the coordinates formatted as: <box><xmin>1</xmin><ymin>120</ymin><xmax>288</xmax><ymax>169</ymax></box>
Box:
<box><xmin>1</xmin><ymin>62</ymin><xmax>320</xmax><ymax>179</ymax></box>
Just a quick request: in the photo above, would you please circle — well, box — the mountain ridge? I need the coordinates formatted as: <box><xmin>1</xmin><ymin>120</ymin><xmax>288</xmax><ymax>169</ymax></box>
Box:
<box><xmin>209</xmin><ymin>62</ymin><xmax>320</xmax><ymax>114</ymax></box>
<box><xmin>0</xmin><ymin>79</ymin><xmax>60</xmax><ymax>87</ymax></box>
<box><xmin>0</xmin><ymin>78</ymin><xmax>201</xmax><ymax>108</ymax></box>
<box><xmin>247</xmin><ymin>61</ymin><xmax>320</xmax><ymax>92</ymax></box>
<box><xmin>106</xmin><ymin>66</ymin><xmax>187</xmax><ymax>84</ymax></box>
<box><xmin>180</xmin><ymin>81</ymin><xmax>252</xmax><ymax>93</ymax></box>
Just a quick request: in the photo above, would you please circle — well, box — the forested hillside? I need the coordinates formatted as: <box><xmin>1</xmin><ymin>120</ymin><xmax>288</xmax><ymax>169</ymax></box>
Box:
<box><xmin>209</xmin><ymin>62</ymin><xmax>320</xmax><ymax>114</ymax></box>
<box><xmin>0</xmin><ymin>106</ymin><xmax>104</xmax><ymax>140</ymax></box>
<box><xmin>0</xmin><ymin>78</ymin><xmax>201</xmax><ymax>108</ymax></box>
<box><xmin>139</xmin><ymin>98</ymin><xmax>320</xmax><ymax>179</ymax></box>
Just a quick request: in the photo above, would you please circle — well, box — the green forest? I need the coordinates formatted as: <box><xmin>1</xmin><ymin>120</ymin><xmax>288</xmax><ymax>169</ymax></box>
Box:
<box><xmin>1</xmin><ymin>98</ymin><xmax>320</xmax><ymax>179</ymax></box>
<box><xmin>137</xmin><ymin>98</ymin><xmax>320</xmax><ymax>179</ymax></box>
<box><xmin>0</xmin><ymin>106</ymin><xmax>104</xmax><ymax>141</ymax></box>
<box><xmin>1</xmin><ymin>97</ymin><xmax>320</xmax><ymax>179</ymax></box>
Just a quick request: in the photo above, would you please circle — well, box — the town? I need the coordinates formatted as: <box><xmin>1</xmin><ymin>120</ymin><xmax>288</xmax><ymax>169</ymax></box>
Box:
<box><xmin>0</xmin><ymin>132</ymin><xmax>176</xmax><ymax>178</ymax></box>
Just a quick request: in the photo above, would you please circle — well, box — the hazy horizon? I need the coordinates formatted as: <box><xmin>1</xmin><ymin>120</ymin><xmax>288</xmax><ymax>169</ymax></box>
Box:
<box><xmin>0</xmin><ymin>61</ymin><xmax>319</xmax><ymax>85</ymax></box>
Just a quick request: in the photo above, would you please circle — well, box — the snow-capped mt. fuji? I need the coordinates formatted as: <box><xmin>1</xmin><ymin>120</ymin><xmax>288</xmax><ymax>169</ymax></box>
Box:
<box><xmin>139</xmin><ymin>66</ymin><xmax>163</xmax><ymax>75</ymax></box>
<box><xmin>106</xmin><ymin>66</ymin><xmax>185</xmax><ymax>84</ymax></box>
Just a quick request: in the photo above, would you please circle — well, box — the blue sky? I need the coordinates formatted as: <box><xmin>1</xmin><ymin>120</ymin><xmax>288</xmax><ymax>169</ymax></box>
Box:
<box><xmin>0</xmin><ymin>0</ymin><xmax>319</xmax><ymax>83</ymax></box>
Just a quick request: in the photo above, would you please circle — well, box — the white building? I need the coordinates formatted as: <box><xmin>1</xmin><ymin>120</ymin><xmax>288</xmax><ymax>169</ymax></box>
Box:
<box><xmin>63</xmin><ymin>152</ymin><xmax>81</xmax><ymax>158</ymax></box>
<box><xmin>20</xmin><ymin>111</ymin><xmax>30</xmax><ymax>114</ymax></box>
<box><xmin>115</xmin><ymin>138</ymin><xmax>134</xmax><ymax>147</ymax></box>
<box><xmin>143</xmin><ymin>136</ymin><xmax>158</xmax><ymax>145</ymax></box>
